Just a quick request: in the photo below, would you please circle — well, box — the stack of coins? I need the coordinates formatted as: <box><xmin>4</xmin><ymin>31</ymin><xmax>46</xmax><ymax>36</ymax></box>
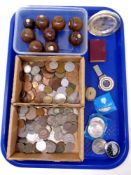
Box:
<box><xmin>20</xmin><ymin>61</ymin><xmax>80</xmax><ymax>104</ymax></box>
<box><xmin>16</xmin><ymin>106</ymin><xmax>79</xmax><ymax>153</ymax></box>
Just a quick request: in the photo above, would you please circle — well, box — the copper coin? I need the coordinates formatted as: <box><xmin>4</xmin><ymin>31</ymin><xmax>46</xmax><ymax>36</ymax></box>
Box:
<box><xmin>36</xmin><ymin>108</ymin><xmax>45</xmax><ymax>116</ymax></box>
<box><xmin>28</xmin><ymin>90</ymin><xmax>35</xmax><ymax>101</ymax></box>
<box><xmin>43</xmin><ymin>69</ymin><xmax>54</xmax><ymax>79</ymax></box>
<box><xmin>45</xmin><ymin>62</ymin><xmax>56</xmax><ymax>73</ymax></box>
<box><xmin>43</xmin><ymin>108</ymin><xmax>48</xmax><ymax>115</ymax></box>
<box><xmin>35</xmin><ymin>92</ymin><xmax>45</xmax><ymax>103</ymax></box>
<box><xmin>23</xmin><ymin>74</ymin><xmax>32</xmax><ymax>82</ymax></box>
<box><xmin>56</xmin><ymin>62</ymin><xmax>65</xmax><ymax>74</ymax></box>
<box><xmin>18</xmin><ymin>119</ymin><xmax>25</xmax><ymax>129</ymax></box>
<box><xmin>49</xmin><ymin>77</ymin><xmax>61</xmax><ymax>91</ymax></box>
<box><xmin>23</xmin><ymin>82</ymin><xmax>32</xmax><ymax>92</ymax></box>
<box><xmin>55</xmin><ymin>142</ymin><xmax>65</xmax><ymax>153</ymax></box>
<box><xmin>38</xmin><ymin>128</ymin><xmax>50</xmax><ymax>140</ymax></box>
<box><xmin>26</xmin><ymin>107</ymin><xmax>37</xmax><ymax>120</ymax></box>
<box><xmin>43</xmin><ymin>77</ymin><xmax>50</xmax><ymax>86</ymax></box>
<box><xmin>65</xmin><ymin>63</ymin><xmax>79</xmax><ymax>85</ymax></box>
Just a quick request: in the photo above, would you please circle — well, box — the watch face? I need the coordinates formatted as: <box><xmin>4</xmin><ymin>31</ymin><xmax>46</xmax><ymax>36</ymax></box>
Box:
<box><xmin>105</xmin><ymin>141</ymin><xmax>120</xmax><ymax>158</ymax></box>
<box><xmin>88</xmin><ymin>10</ymin><xmax>121</xmax><ymax>36</ymax></box>
<box><xmin>99</xmin><ymin>76</ymin><xmax>114</xmax><ymax>91</ymax></box>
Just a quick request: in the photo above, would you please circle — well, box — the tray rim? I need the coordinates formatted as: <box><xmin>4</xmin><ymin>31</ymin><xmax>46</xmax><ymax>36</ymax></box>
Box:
<box><xmin>1</xmin><ymin>6</ymin><xmax>129</xmax><ymax>169</ymax></box>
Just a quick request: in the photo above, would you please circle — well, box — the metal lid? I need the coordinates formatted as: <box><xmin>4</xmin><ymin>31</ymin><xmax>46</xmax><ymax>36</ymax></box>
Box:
<box><xmin>88</xmin><ymin>10</ymin><xmax>121</xmax><ymax>36</ymax></box>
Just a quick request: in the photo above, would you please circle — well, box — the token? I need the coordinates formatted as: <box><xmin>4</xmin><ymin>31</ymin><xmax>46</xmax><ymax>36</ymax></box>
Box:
<box><xmin>23</xmin><ymin>65</ymin><xmax>31</xmax><ymax>74</ymax></box>
<box><xmin>38</xmin><ymin>83</ymin><xmax>45</xmax><ymax>92</ymax></box>
<box><xmin>31</xmin><ymin>66</ymin><xmax>40</xmax><ymax>75</ymax></box>
<box><xmin>36</xmin><ymin>140</ymin><xmax>46</xmax><ymax>152</ymax></box>
<box><xmin>61</xmin><ymin>78</ymin><xmax>69</xmax><ymax>87</ymax></box>
<box><xmin>65</xmin><ymin>142</ymin><xmax>75</xmax><ymax>152</ymax></box>
<box><xmin>105</xmin><ymin>141</ymin><xmax>120</xmax><ymax>158</ymax></box>
<box><xmin>38</xmin><ymin>128</ymin><xmax>50</xmax><ymax>140</ymax></box>
<box><xmin>55</xmin><ymin>142</ymin><xmax>65</xmax><ymax>153</ymax></box>
<box><xmin>64</xmin><ymin>62</ymin><xmax>75</xmax><ymax>72</ymax></box>
<box><xmin>86</xmin><ymin>87</ymin><xmax>96</xmax><ymax>101</ymax></box>
<box><xmin>92</xmin><ymin>138</ymin><xmax>106</xmax><ymax>155</ymax></box>
<box><xmin>49</xmin><ymin>61</ymin><xmax>58</xmax><ymax>69</ymax></box>
<box><xmin>46</xmin><ymin>140</ymin><xmax>56</xmax><ymax>153</ymax></box>
<box><xmin>43</xmin><ymin>95</ymin><xmax>53</xmax><ymax>104</ymax></box>
<box><xmin>53</xmin><ymin>93</ymin><xmax>66</xmax><ymax>104</ymax></box>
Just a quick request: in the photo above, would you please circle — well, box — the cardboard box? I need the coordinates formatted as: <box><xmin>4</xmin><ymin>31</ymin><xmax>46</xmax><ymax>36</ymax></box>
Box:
<box><xmin>7</xmin><ymin>105</ymin><xmax>84</xmax><ymax>162</ymax></box>
<box><xmin>11</xmin><ymin>55</ymin><xmax>85</xmax><ymax>107</ymax></box>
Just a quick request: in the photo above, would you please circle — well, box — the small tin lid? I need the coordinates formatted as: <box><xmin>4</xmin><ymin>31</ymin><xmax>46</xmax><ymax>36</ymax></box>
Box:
<box><xmin>105</xmin><ymin>141</ymin><xmax>120</xmax><ymax>158</ymax></box>
<box><xmin>88</xmin><ymin>10</ymin><xmax>121</xmax><ymax>36</ymax></box>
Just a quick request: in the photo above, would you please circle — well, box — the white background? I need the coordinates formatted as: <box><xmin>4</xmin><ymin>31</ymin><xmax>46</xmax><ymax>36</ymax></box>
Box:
<box><xmin>0</xmin><ymin>0</ymin><xmax>131</xmax><ymax>174</ymax></box>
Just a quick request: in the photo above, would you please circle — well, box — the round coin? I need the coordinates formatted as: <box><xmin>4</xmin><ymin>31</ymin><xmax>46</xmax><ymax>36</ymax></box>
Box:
<box><xmin>63</xmin><ymin>133</ymin><xmax>75</xmax><ymax>144</ymax></box>
<box><xmin>43</xmin><ymin>95</ymin><xmax>53</xmax><ymax>104</ymax></box>
<box><xmin>26</xmin><ymin>107</ymin><xmax>37</xmax><ymax>120</ymax></box>
<box><xmin>53</xmin><ymin>93</ymin><xmax>66</xmax><ymax>104</ymax></box>
<box><xmin>49</xmin><ymin>61</ymin><xmax>58</xmax><ymax>69</ymax></box>
<box><xmin>64</xmin><ymin>62</ymin><xmax>75</xmax><ymax>72</ymax></box>
<box><xmin>24</xmin><ymin>65</ymin><xmax>32</xmax><ymax>74</ymax></box>
<box><xmin>36</xmin><ymin>140</ymin><xmax>46</xmax><ymax>152</ymax></box>
<box><xmin>61</xmin><ymin>78</ymin><xmax>69</xmax><ymax>87</ymax></box>
<box><xmin>31</xmin><ymin>66</ymin><xmax>40</xmax><ymax>75</ymax></box>
<box><xmin>56</xmin><ymin>62</ymin><xmax>65</xmax><ymax>74</ymax></box>
<box><xmin>38</xmin><ymin>128</ymin><xmax>50</xmax><ymax>140</ymax></box>
<box><xmin>92</xmin><ymin>138</ymin><xmax>106</xmax><ymax>155</ymax></box>
<box><xmin>23</xmin><ymin>82</ymin><xmax>32</xmax><ymax>92</ymax></box>
<box><xmin>105</xmin><ymin>141</ymin><xmax>120</xmax><ymax>158</ymax></box>
<box><xmin>38</xmin><ymin>83</ymin><xmax>45</xmax><ymax>92</ymax></box>
<box><xmin>55</xmin><ymin>142</ymin><xmax>65</xmax><ymax>153</ymax></box>
<box><xmin>46</xmin><ymin>140</ymin><xmax>56</xmax><ymax>153</ymax></box>
<box><xmin>65</xmin><ymin>142</ymin><xmax>75</xmax><ymax>152</ymax></box>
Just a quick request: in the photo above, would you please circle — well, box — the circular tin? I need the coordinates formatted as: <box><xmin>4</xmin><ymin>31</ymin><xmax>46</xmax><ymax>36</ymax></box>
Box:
<box><xmin>92</xmin><ymin>138</ymin><xmax>106</xmax><ymax>155</ymax></box>
<box><xmin>99</xmin><ymin>76</ymin><xmax>114</xmax><ymax>91</ymax></box>
<box><xmin>88</xmin><ymin>10</ymin><xmax>121</xmax><ymax>36</ymax></box>
<box><xmin>105</xmin><ymin>141</ymin><xmax>120</xmax><ymax>158</ymax></box>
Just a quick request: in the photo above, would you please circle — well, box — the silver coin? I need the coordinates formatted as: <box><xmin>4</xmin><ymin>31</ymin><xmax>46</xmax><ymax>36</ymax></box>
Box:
<box><xmin>67</xmin><ymin>92</ymin><xmax>79</xmax><ymax>104</ymax></box>
<box><xmin>48</xmin><ymin>130</ymin><xmax>59</xmax><ymax>143</ymax></box>
<box><xmin>61</xmin><ymin>78</ymin><xmax>69</xmax><ymax>87</ymax></box>
<box><xmin>73</xmin><ymin>108</ymin><xmax>79</xmax><ymax>115</ymax></box>
<box><xmin>24</xmin><ymin>65</ymin><xmax>31</xmax><ymax>74</ymax></box>
<box><xmin>47</xmin><ymin>115</ymin><xmax>57</xmax><ymax>126</ymax></box>
<box><xmin>88</xmin><ymin>10</ymin><xmax>121</xmax><ymax>36</ymax></box>
<box><xmin>105</xmin><ymin>141</ymin><xmax>120</xmax><ymax>158</ymax></box>
<box><xmin>36</xmin><ymin>140</ymin><xmax>46</xmax><ymax>152</ymax></box>
<box><xmin>92</xmin><ymin>138</ymin><xmax>106</xmax><ymax>155</ymax></box>
<box><xmin>48</xmin><ymin>108</ymin><xmax>55</xmax><ymax>115</ymax></box>
<box><xmin>46</xmin><ymin>140</ymin><xmax>56</xmax><ymax>153</ymax></box>
<box><xmin>38</xmin><ymin>83</ymin><xmax>45</xmax><ymax>92</ymax></box>
<box><xmin>54</xmin><ymin>131</ymin><xmax>64</xmax><ymax>141</ymax></box>
<box><xmin>16</xmin><ymin>142</ymin><xmax>25</xmax><ymax>152</ymax></box>
<box><xmin>49</xmin><ymin>61</ymin><xmax>58</xmax><ymax>69</ymax></box>
<box><xmin>65</xmin><ymin>142</ymin><xmax>75</xmax><ymax>152</ymax></box>
<box><xmin>19</xmin><ymin>106</ymin><xmax>29</xmax><ymax>114</ymax></box>
<box><xmin>53</xmin><ymin>93</ymin><xmax>66</xmax><ymax>104</ymax></box>
<box><xmin>34</xmin><ymin>74</ymin><xmax>42</xmax><ymax>82</ymax></box>
<box><xmin>57</xmin><ymin>86</ymin><xmax>67</xmax><ymax>96</ymax></box>
<box><xmin>31</xmin><ymin>66</ymin><xmax>40</xmax><ymax>75</ymax></box>
<box><xmin>26</xmin><ymin>133</ymin><xmax>39</xmax><ymax>144</ymax></box>
<box><xmin>99</xmin><ymin>76</ymin><xmax>114</xmax><ymax>91</ymax></box>
<box><xmin>53</xmin><ymin>108</ymin><xmax>60</xmax><ymax>114</ymax></box>
<box><xmin>64</xmin><ymin>62</ymin><xmax>75</xmax><ymax>72</ymax></box>
<box><xmin>63</xmin><ymin>133</ymin><xmax>75</xmax><ymax>144</ymax></box>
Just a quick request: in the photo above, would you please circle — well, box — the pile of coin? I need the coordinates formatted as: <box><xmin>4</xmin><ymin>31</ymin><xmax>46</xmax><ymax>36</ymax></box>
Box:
<box><xmin>16</xmin><ymin>106</ymin><xmax>79</xmax><ymax>153</ymax></box>
<box><xmin>20</xmin><ymin>61</ymin><xmax>80</xmax><ymax>104</ymax></box>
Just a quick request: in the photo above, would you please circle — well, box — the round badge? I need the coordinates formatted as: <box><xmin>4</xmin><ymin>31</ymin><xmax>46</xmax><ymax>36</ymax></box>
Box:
<box><xmin>88</xmin><ymin>10</ymin><xmax>121</xmax><ymax>36</ymax></box>
<box><xmin>105</xmin><ymin>141</ymin><xmax>120</xmax><ymax>158</ymax></box>
<box><xmin>99</xmin><ymin>76</ymin><xmax>114</xmax><ymax>91</ymax></box>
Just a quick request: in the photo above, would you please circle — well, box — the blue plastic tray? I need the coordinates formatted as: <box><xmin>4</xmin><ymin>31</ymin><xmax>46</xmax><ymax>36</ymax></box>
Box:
<box><xmin>1</xmin><ymin>6</ymin><xmax>129</xmax><ymax>169</ymax></box>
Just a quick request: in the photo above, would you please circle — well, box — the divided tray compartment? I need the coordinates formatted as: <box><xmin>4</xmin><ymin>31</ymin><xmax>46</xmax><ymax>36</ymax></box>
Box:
<box><xmin>1</xmin><ymin>6</ymin><xmax>129</xmax><ymax>169</ymax></box>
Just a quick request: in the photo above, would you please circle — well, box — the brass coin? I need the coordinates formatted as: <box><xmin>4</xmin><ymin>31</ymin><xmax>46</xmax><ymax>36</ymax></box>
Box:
<box><xmin>43</xmin><ymin>69</ymin><xmax>54</xmax><ymax>79</ymax></box>
<box><xmin>43</xmin><ymin>95</ymin><xmax>53</xmax><ymax>104</ymax></box>
<box><xmin>32</xmin><ymin>81</ymin><xmax>38</xmax><ymax>89</ymax></box>
<box><xmin>43</xmin><ymin>77</ymin><xmax>50</xmax><ymax>86</ymax></box>
<box><xmin>65</xmin><ymin>63</ymin><xmax>79</xmax><ymax>85</ymax></box>
<box><xmin>55</xmin><ymin>72</ymin><xmax>65</xmax><ymax>79</ymax></box>
<box><xmin>49</xmin><ymin>77</ymin><xmax>61</xmax><ymax>91</ymax></box>
<box><xmin>45</xmin><ymin>62</ymin><xmax>56</xmax><ymax>73</ymax></box>
<box><xmin>44</xmin><ymin>85</ymin><xmax>53</xmax><ymax>94</ymax></box>
<box><xmin>23</xmin><ymin>82</ymin><xmax>32</xmax><ymax>92</ymax></box>
<box><xmin>66</xmin><ymin>86</ymin><xmax>74</xmax><ymax>96</ymax></box>
<box><xmin>36</xmin><ymin>108</ymin><xmax>45</xmax><ymax>116</ymax></box>
<box><xmin>56</xmin><ymin>62</ymin><xmax>65</xmax><ymax>74</ymax></box>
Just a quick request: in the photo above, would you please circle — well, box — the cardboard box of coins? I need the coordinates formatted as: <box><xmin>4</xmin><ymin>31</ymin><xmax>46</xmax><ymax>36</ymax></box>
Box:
<box><xmin>11</xmin><ymin>55</ymin><xmax>85</xmax><ymax>107</ymax></box>
<box><xmin>7</xmin><ymin>105</ymin><xmax>84</xmax><ymax>161</ymax></box>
